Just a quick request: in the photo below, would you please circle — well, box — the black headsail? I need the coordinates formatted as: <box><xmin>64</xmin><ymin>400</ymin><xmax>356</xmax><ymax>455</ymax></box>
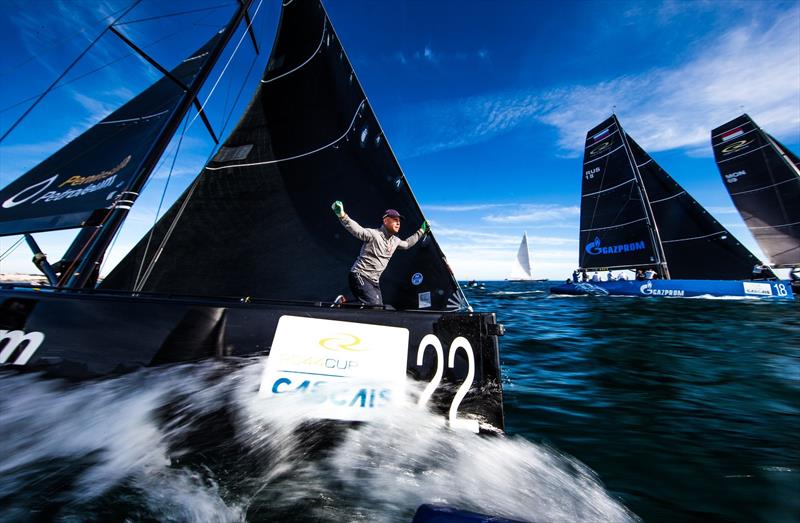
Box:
<box><xmin>579</xmin><ymin>116</ymin><xmax>664</xmax><ymax>272</ymax></box>
<box><xmin>712</xmin><ymin>114</ymin><xmax>800</xmax><ymax>268</ymax></box>
<box><xmin>0</xmin><ymin>2</ymin><xmax>254</xmax><ymax>287</ymax></box>
<box><xmin>102</xmin><ymin>0</ymin><xmax>467</xmax><ymax>311</ymax></box>
<box><xmin>628</xmin><ymin>136</ymin><xmax>768</xmax><ymax>280</ymax></box>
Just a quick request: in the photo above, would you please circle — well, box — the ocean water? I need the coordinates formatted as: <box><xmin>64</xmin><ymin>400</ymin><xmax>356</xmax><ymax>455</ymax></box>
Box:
<box><xmin>1</xmin><ymin>281</ymin><xmax>798</xmax><ymax>522</ymax></box>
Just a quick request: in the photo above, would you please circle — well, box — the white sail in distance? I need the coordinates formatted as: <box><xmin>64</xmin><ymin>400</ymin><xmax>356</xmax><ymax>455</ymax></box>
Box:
<box><xmin>508</xmin><ymin>232</ymin><xmax>533</xmax><ymax>280</ymax></box>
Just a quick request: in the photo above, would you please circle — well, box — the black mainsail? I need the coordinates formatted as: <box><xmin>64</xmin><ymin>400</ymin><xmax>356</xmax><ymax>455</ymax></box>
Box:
<box><xmin>712</xmin><ymin>114</ymin><xmax>800</xmax><ymax>268</ymax></box>
<box><xmin>102</xmin><ymin>0</ymin><xmax>466</xmax><ymax>311</ymax></box>
<box><xmin>579</xmin><ymin>116</ymin><xmax>664</xmax><ymax>273</ymax></box>
<box><xmin>579</xmin><ymin>115</ymin><xmax>769</xmax><ymax>280</ymax></box>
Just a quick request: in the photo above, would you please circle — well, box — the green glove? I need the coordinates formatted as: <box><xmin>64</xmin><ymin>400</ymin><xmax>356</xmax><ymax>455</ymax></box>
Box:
<box><xmin>332</xmin><ymin>200</ymin><xmax>344</xmax><ymax>217</ymax></box>
<box><xmin>421</xmin><ymin>220</ymin><xmax>430</xmax><ymax>233</ymax></box>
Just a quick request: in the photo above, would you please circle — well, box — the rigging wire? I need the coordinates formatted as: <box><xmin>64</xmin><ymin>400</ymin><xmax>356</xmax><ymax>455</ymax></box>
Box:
<box><xmin>133</xmin><ymin>7</ymin><xmax>265</xmax><ymax>290</ymax></box>
<box><xmin>0</xmin><ymin>2</ymin><xmax>132</xmax><ymax>79</ymax></box>
<box><xmin>0</xmin><ymin>2</ymin><xmax>236</xmax><ymax>117</ymax></box>
<box><xmin>0</xmin><ymin>237</ymin><xmax>24</xmax><ymax>262</ymax></box>
<box><xmin>132</xmin><ymin>115</ymin><xmax>190</xmax><ymax>290</ymax></box>
<box><xmin>0</xmin><ymin>0</ymin><xmax>144</xmax><ymax>144</ymax></box>
<box><xmin>187</xmin><ymin>0</ymin><xmax>264</xmax><ymax>131</ymax></box>
<box><xmin>115</xmin><ymin>3</ymin><xmax>233</xmax><ymax>26</ymax></box>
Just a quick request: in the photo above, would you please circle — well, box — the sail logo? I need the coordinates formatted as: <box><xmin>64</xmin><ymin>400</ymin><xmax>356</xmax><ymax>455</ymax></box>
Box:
<box><xmin>319</xmin><ymin>333</ymin><xmax>368</xmax><ymax>352</ymax></box>
<box><xmin>2</xmin><ymin>175</ymin><xmax>57</xmax><ymax>208</ymax></box>
<box><xmin>411</xmin><ymin>272</ymin><xmax>423</xmax><ymax>285</ymax></box>
<box><xmin>2</xmin><ymin>156</ymin><xmax>132</xmax><ymax>209</ymax></box>
<box><xmin>721</xmin><ymin>139</ymin><xmax>753</xmax><ymax>155</ymax></box>
<box><xmin>0</xmin><ymin>330</ymin><xmax>44</xmax><ymax>365</ymax></box>
<box><xmin>585</xmin><ymin>237</ymin><xmax>646</xmax><ymax>255</ymax></box>
<box><xmin>639</xmin><ymin>281</ymin><xmax>684</xmax><ymax>296</ymax></box>
<box><xmin>724</xmin><ymin>170</ymin><xmax>747</xmax><ymax>183</ymax></box>
<box><xmin>57</xmin><ymin>155</ymin><xmax>131</xmax><ymax>188</ymax></box>
<box><xmin>588</xmin><ymin>141</ymin><xmax>613</xmax><ymax>157</ymax></box>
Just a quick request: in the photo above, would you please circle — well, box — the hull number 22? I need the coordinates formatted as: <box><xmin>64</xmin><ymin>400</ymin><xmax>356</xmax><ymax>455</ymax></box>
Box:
<box><xmin>416</xmin><ymin>334</ymin><xmax>480</xmax><ymax>433</ymax></box>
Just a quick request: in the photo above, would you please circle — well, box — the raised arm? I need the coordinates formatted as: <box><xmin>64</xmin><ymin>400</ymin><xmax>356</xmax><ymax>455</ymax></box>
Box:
<box><xmin>397</xmin><ymin>220</ymin><xmax>429</xmax><ymax>250</ymax></box>
<box><xmin>332</xmin><ymin>201</ymin><xmax>373</xmax><ymax>241</ymax></box>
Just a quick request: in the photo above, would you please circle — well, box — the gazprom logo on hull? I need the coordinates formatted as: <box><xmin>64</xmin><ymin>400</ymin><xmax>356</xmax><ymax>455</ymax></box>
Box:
<box><xmin>585</xmin><ymin>237</ymin><xmax>646</xmax><ymax>256</ymax></box>
<box><xmin>639</xmin><ymin>281</ymin><xmax>684</xmax><ymax>297</ymax></box>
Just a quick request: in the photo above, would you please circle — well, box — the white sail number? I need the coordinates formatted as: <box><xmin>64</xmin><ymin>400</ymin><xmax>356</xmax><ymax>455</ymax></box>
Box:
<box><xmin>0</xmin><ymin>330</ymin><xmax>45</xmax><ymax>365</ymax></box>
<box><xmin>774</xmin><ymin>283</ymin><xmax>788</xmax><ymax>297</ymax></box>
<box><xmin>416</xmin><ymin>334</ymin><xmax>480</xmax><ymax>433</ymax></box>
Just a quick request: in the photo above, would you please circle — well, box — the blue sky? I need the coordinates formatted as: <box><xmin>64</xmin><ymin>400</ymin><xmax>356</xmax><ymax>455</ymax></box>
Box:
<box><xmin>0</xmin><ymin>0</ymin><xmax>798</xmax><ymax>280</ymax></box>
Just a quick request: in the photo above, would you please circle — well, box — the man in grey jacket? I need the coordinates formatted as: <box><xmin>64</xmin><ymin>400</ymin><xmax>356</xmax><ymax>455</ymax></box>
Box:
<box><xmin>332</xmin><ymin>200</ymin><xmax>429</xmax><ymax>306</ymax></box>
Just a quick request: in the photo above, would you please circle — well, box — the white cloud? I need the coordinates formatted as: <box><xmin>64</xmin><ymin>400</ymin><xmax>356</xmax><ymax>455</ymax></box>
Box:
<box><xmin>395</xmin><ymin>6</ymin><xmax>800</xmax><ymax>158</ymax></box>
<box><xmin>483</xmin><ymin>204</ymin><xmax>580</xmax><ymax>224</ymax></box>
<box><xmin>422</xmin><ymin>203</ymin><xmax>511</xmax><ymax>212</ymax></box>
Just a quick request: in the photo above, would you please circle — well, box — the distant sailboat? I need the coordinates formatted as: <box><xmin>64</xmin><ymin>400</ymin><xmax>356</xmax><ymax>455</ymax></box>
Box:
<box><xmin>711</xmin><ymin>114</ymin><xmax>800</xmax><ymax>288</ymax></box>
<box><xmin>507</xmin><ymin>232</ymin><xmax>545</xmax><ymax>281</ymax></box>
<box><xmin>550</xmin><ymin>115</ymin><xmax>794</xmax><ymax>299</ymax></box>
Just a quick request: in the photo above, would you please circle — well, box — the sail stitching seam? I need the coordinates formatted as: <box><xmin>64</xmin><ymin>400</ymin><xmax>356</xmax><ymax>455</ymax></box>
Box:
<box><xmin>730</xmin><ymin>176</ymin><xmax>799</xmax><ymax>196</ymax></box>
<box><xmin>580</xmin><ymin>217</ymin><xmax>648</xmax><ymax>232</ymax></box>
<box><xmin>747</xmin><ymin>219</ymin><xmax>800</xmax><ymax>230</ymax></box>
<box><xmin>583</xmin><ymin>177</ymin><xmax>635</xmax><ymax>197</ymax></box>
<box><xmin>661</xmin><ymin>231</ymin><xmax>725</xmax><ymax>243</ymax></box>
<box><xmin>99</xmin><ymin>109</ymin><xmax>170</xmax><ymax>125</ymax></box>
<box><xmin>649</xmin><ymin>190</ymin><xmax>686</xmax><ymax>204</ymax></box>
<box><xmin>205</xmin><ymin>99</ymin><xmax>366</xmax><ymax>170</ymax></box>
<box><xmin>584</xmin><ymin>144</ymin><xmax>625</xmax><ymax>164</ymax></box>
<box><xmin>261</xmin><ymin>20</ymin><xmax>326</xmax><ymax>84</ymax></box>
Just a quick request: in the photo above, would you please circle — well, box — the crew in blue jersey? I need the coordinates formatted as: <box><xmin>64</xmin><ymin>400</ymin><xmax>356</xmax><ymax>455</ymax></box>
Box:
<box><xmin>332</xmin><ymin>201</ymin><xmax>428</xmax><ymax>306</ymax></box>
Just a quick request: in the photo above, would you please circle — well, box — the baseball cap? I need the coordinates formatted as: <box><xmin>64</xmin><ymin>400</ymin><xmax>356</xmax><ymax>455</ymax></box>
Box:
<box><xmin>382</xmin><ymin>209</ymin><xmax>404</xmax><ymax>219</ymax></box>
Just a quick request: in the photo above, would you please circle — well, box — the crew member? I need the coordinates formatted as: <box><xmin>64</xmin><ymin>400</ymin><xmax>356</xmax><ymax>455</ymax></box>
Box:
<box><xmin>644</xmin><ymin>268</ymin><xmax>656</xmax><ymax>279</ymax></box>
<box><xmin>332</xmin><ymin>201</ymin><xmax>428</xmax><ymax>306</ymax></box>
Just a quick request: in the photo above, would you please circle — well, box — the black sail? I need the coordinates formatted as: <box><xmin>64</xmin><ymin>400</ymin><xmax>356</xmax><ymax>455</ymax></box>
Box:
<box><xmin>579</xmin><ymin>116</ymin><xmax>660</xmax><ymax>270</ymax></box>
<box><xmin>0</xmin><ymin>34</ymin><xmax>223</xmax><ymax>236</ymax></box>
<box><xmin>712</xmin><ymin>114</ymin><xmax>800</xmax><ymax>267</ymax></box>
<box><xmin>102</xmin><ymin>0</ymin><xmax>465</xmax><ymax>310</ymax></box>
<box><xmin>628</xmin><ymin>136</ymin><xmax>767</xmax><ymax>280</ymax></box>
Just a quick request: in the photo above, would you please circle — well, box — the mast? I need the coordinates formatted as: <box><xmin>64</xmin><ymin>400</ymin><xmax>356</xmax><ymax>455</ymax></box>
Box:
<box><xmin>615</xmin><ymin>115</ymin><xmax>671</xmax><ymax>279</ymax></box>
<box><xmin>63</xmin><ymin>1</ymin><xmax>255</xmax><ymax>288</ymax></box>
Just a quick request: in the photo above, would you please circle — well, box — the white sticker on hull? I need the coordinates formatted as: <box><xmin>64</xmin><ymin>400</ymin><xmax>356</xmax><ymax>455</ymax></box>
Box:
<box><xmin>743</xmin><ymin>282</ymin><xmax>773</xmax><ymax>296</ymax></box>
<box><xmin>259</xmin><ymin>316</ymin><xmax>409</xmax><ymax>422</ymax></box>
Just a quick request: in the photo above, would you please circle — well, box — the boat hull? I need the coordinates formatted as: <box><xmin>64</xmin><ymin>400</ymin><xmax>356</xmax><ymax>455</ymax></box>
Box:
<box><xmin>0</xmin><ymin>287</ymin><xmax>505</xmax><ymax>430</ymax></box>
<box><xmin>549</xmin><ymin>279</ymin><xmax>795</xmax><ymax>299</ymax></box>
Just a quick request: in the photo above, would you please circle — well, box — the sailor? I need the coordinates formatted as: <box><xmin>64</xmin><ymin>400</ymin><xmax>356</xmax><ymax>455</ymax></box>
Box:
<box><xmin>332</xmin><ymin>201</ymin><xmax>429</xmax><ymax>306</ymax></box>
<box><xmin>607</xmin><ymin>270</ymin><xmax>613</xmax><ymax>281</ymax></box>
<box><xmin>591</xmin><ymin>272</ymin><xmax>600</xmax><ymax>282</ymax></box>
<box><xmin>644</xmin><ymin>268</ymin><xmax>656</xmax><ymax>280</ymax></box>
<box><xmin>572</xmin><ymin>269</ymin><xmax>580</xmax><ymax>282</ymax></box>
<box><xmin>635</xmin><ymin>269</ymin><xmax>645</xmax><ymax>280</ymax></box>
<box><xmin>581</xmin><ymin>269</ymin><xmax>588</xmax><ymax>282</ymax></box>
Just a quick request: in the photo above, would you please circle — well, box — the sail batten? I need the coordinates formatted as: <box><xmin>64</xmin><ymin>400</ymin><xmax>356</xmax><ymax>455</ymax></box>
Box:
<box><xmin>712</xmin><ymin>114</ymin><xmax>800</xmax><ymax>267</ymax></box>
